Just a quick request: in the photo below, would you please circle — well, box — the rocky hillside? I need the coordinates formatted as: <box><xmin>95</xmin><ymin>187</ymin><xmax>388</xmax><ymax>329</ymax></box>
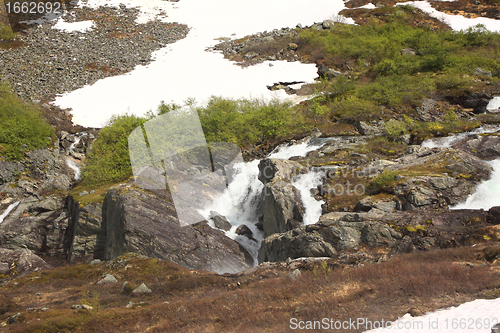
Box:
<box><xmin>1</xmin><ymin>0</ymin><xmax>500</xmax><ymax>331</ymax></box>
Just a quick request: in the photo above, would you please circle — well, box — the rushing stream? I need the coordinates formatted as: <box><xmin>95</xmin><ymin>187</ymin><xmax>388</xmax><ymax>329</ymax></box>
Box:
<box><xmin>199</xmin><ymin>139</ymin><xmax>328</xmax><ymax>263</ymax></box>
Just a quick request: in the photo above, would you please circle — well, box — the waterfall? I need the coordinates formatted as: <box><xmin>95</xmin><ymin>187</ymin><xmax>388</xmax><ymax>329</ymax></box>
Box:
<box><xmin>200</xmin><ymin>138</ymin><xmax>329</xmax><ymax>263</ymax></box>
<box><xmin>420</xmin><ymin>127</ymin><xmax>500</xmax><ymax>210</ymax></box>
<box><xmin>0</xmin><ymin>201</ymin><xmax>20</xmax><ymax>225</ymax></box>
<box><xmin>451</xmin><ymin>159</ymin><xmax>500</xmax><ymax>210</ymax></box>
<box><xmin>292</xmin><ymin>171</ymin><xmax>324</xmax><ymax>225</ymax></box>
<box><xmin>66</xmin><ymin>158</ymin><xmax>81</xmax><ymax>180</ymax></box>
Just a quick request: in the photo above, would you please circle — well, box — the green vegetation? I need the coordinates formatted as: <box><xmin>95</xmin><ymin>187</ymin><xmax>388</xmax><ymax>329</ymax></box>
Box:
<box><xmin>81</xmin><ymin>97</ymin><xmax>305</xmax><ymax>186</ymax></box>
<box><xmin>0</xmin><ymin>82</ymin><xmax>54</xmax><ymax>160</ymax></box>
<box><xmin>298</xmin><ymin>6</ymin><xmax>500</xmax><ymax>126</ymax></box>
<box><xmin>367</xmin><ymin>169</ymin><xmax>400</xmax><ymax>194</ymax></box>
<box><xmin>0</xmin><ymin>23</ymin><xmax>15</xmax><ymax>40</ymax></box>
<box><xmin>81</xmin><ymin>114</ymin><xmax>146</xmax><ymax>186</ymax></box>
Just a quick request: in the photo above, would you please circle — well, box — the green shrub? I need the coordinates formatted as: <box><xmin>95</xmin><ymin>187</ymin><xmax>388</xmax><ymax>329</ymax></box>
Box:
<box><xmin>81</xmin><ymin>114</ymin><xmax>147</xmax><ymax>186</ymax></box>
<box><xmin>0</xmin><ymin>82</ymin><xmax>54</xmax><ymax>160</ymax></box>
<box><xmin>0</xmin><ymin>23</ymin><xmax>15</xmax><ymax>41</ymax></box>
<box><xmin>367</xmin><ymin>170</ymin><xmax>400</xmax><ymax>194</ymax></box>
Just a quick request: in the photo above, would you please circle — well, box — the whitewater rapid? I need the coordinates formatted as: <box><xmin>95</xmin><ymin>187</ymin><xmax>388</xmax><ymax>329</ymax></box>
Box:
<box><xmin>199</xmin><ymin>139</ymin><xmax>328</xmax><ymax>263</ymax></box>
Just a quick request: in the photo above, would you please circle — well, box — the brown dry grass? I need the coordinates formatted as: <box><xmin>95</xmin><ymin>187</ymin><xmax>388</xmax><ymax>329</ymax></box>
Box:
<box><xmin>1</xmin><ymin>246</ymin><xmax>499</xmax><ymax>332</ymax></box>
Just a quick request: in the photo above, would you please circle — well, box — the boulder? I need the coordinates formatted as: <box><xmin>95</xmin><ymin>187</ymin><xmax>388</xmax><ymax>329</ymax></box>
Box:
<box><xmin>235</xmin><ymin>225</ymin><xmax>255</xmax><ymax>241</ymax></box>
<box><xmin>98</xmin><ymin>183</ymin><xmax>253</xmax><ymax>274</ymax></box>
<box><xmin>210</xmin><ymin>212</ymin><xmax>232</xmax><ymax>231</ymax></box>
<box><xmin>258</xmin><ymin>217</ymin><xmax>402</xmax><ymax>263</ymax></box>
<box><xmin>355</xmin><ymin>120</ymin><xmax>384</xmax><ymax>136</ymax></box>
<box><xmin>487</xmin><ymin>206</ymin><xmax>500</xmax><ymax>225</ymax></box>
<box><xmin>97</xmin><ymin>274</ymin><xmax>117</xmax><ymax>284</ymax></box>
<box><xmin>258</xmin><ymin>159</ymin><xmax>308</xmax><ymax>237</ymax></box>
<box><xmin>132</xmin><ymin>283</ymin><xmax>152</xmax><ymax>294</ymax></box>
<box><xmin>0</xmin><ymin>248</ymin><xmax>52</xmax><ymax>277</ymax></box>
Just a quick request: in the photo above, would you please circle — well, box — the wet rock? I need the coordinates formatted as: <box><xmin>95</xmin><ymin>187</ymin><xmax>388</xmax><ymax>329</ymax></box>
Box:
<box><xmin>235</xmin><ymin>225</ymin><xmax>255</xmax><ymax>241</ymax></box>
<box><xmin>210</xmin><ymin>212</ymin><xmax>232</xmax><ymax>231</ymax></box>
<box><xmin>452</xmin><ymin>135</ymin><xmax>500</xmax><ymax>160</ymax></box>
<box><xmin>98</xmin><ymin>182</ymin><xmax>252</xmax><ymax>274</ymax></box>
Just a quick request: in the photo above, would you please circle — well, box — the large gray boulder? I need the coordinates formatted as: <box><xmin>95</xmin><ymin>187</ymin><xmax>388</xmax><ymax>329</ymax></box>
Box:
<box><xmin>258</xmin><ymin>159</ymin><xmax>307</xmax><ymax>238</ymax></box>
<box><xmin>0</xmin><ymin>248</ymin><xmax>52</xmax><ymax>277</ymax></box>
<box><xmin>97</xmin><ymin>183</ymin><xmax>253</xmax><ymax>274</ymax></box>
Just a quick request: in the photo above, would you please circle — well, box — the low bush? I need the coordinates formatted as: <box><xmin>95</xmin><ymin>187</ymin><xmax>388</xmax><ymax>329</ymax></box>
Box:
<box><xmin>81</xmin><ymin>114</ymin><xmax>147</xmax><ymax>186</ymax></box>
<box><xmin>0</xmin><ymin>23</ymin><xmax>15</xmax><ymax>40</ymax></box>
<box><xmin>0</xmin><ymin>81</ymin><xmax>54</xmax><ymax>160</ymax></box>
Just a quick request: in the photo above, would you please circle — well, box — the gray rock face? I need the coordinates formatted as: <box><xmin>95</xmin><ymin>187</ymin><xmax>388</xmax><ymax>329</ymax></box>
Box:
<box><xmin>98</xmin><ymin>183</ymin><xmax>253</xmax><ymax>274</ymax></box>
<box><xmin>452</xmin><ymin>135</ymin><xmax>500</xmax><ymax>160</ymax></box>
<box><xmin>258</xmin><ymin>218</ymin><xmax>402</xmax><ymax>263</ymax></box>
<box><xmin>0</xmin><ymin>248</ymin><xmax>52</xmax><ymax>277</ymax></box>
<box><xmin>0</xmin><ymin>196</ymin><xmax>69</xmax><ymax>257</ymax></box>
<box><xmin>258</xmin><ymin>159</ymin><xmax>308</xmax><ymax>238</ymax></box>
<box><xmin>72</xmin><ymin>203</ymin><xmax>103</xmax><ymax>262</ymax></box>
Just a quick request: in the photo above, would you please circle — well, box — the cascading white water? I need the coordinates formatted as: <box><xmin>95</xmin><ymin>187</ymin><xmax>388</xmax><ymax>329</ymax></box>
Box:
<box><xmin>451</xmin><ymin>159</ymin><xmax>500</xmax><ymax>210</ymax></box>
<box><xmin>292</xmin><ymin>171</ymin><xmax>324</xmax><ymax>225</ymax></box>
<box><xmin>420</xmin><ymin>127</ymin><xmax>500</xmax><ymax>210</ymax></box>
<box><xmin>421</xmin><ymin>126</ymin><xmax>500</xmax><ymax>148</ymax></box>
<box><xmin>0</xmin><ymin>201</ymin><xmax>20</xmax><ymax>225</ymax></box>
<box><xmin>200</xmin><ymin>138</ymin><xmax>328</xmax><ymax>263</ymax></box>
<box><xmin>487</xmin><ymin>96</ymin><xmax>500</xmax><ymax>111</ymax></box>
<box><xmin>66</xmin><ymin>158</ymin><xmax>81</xmax><ymax>180</ymax></box>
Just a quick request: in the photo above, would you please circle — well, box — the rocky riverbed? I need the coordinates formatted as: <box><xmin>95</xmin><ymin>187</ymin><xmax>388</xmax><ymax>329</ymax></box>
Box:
<box><xmin>0</xmin><ymin>4</ymin><xmax>189</xmax><ymax>102</ymax></box>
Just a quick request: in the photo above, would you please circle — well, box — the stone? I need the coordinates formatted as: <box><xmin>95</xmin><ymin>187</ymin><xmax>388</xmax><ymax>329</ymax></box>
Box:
<box><xmin>487</xmin><ymin>207</ymin><xmax>500</xmax><ymax>225</ymax></box>
<box><xmin>0</xmin><ymin>262</ymin><xmax>9</xmax><ymax>275</ymax></box>
<box><xmin>235</xmin><ymin>225</ymin><xmax>255</xmax><ymax>241</ymax></box>
<box><xmin>121</xmin><ymin>281</ymin><xmax>134</xmax><ymax>294</ymax></box>
<box><xmin>98</xmin><ymin>182</ymin><xmax>252</xmax><ymax>274</ymax></box>
<box><xmin>355</xmin><ymin>121</ymin><xmax>384</xmax><ymax>136</ymax></box>
<box><xmin>288</xmin><ymin>269</ymin><xmax>302</xmax><ymax>280</ymax></box>
<box><xmin>491</xmin><ymin>323</ymin><xmax>500</xmax><ymax>333</ymax></box>
<box><xmin>132</xmin><ymin>283</ymin><xmax>152</xmax><ymax>294</ymax></box>
<box><xmin>210</xmin><ymin>212</ymin><xmax>232</xmax><ymax>231</ymax></box>
<box><xmin>90</xmin><ymin>259</ymin><xmax>102</xmax><ymax>266</ymax></box>
<box><xmin>0</xmin><ymin>249</ymin><xmax>52</xmax><ymax>276</ymax></box>
<box><xmin>97</xmin><ymin>274</ymin><xmax>117</xmax><ymax>284</ymax></box>
<box><xmin>71</xmin><ymin>304</ymin><xmax>93</xmax><ymax>311</ymax></box>
<box><xmin>401</xmin><ymin>48</ymin><xmax>416</xmax><ymax>56</ymax></box>
<box><xmin>322</xmin><ymin>20</ymin><xmax>335</xmax><ymax>29</ymax></box>
<box><xmin>474</xmin><ymin>67</ymin><xmax>492</xmax><ymax>77</ymax></box>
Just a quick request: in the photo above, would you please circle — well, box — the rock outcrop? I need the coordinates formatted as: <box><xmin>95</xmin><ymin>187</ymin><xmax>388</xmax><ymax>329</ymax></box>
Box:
<box><xmin>97</xmin><ymin>182</ymin><xmax>253</xmax><ymax>274</ymax></box>
<box><xmin>0</xmin><ymin>248</ymin><xmax>52</xmax><ymax>277</ymax></box>
<box><xmin>258</xmin><ymin>213</ymin><xmax>402</xmax><ymax>263</ymax></box>
<box><xmin>258</xmin><ymin>159</ymin><xmax>307</xmax><ymax>237</ymax></box>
